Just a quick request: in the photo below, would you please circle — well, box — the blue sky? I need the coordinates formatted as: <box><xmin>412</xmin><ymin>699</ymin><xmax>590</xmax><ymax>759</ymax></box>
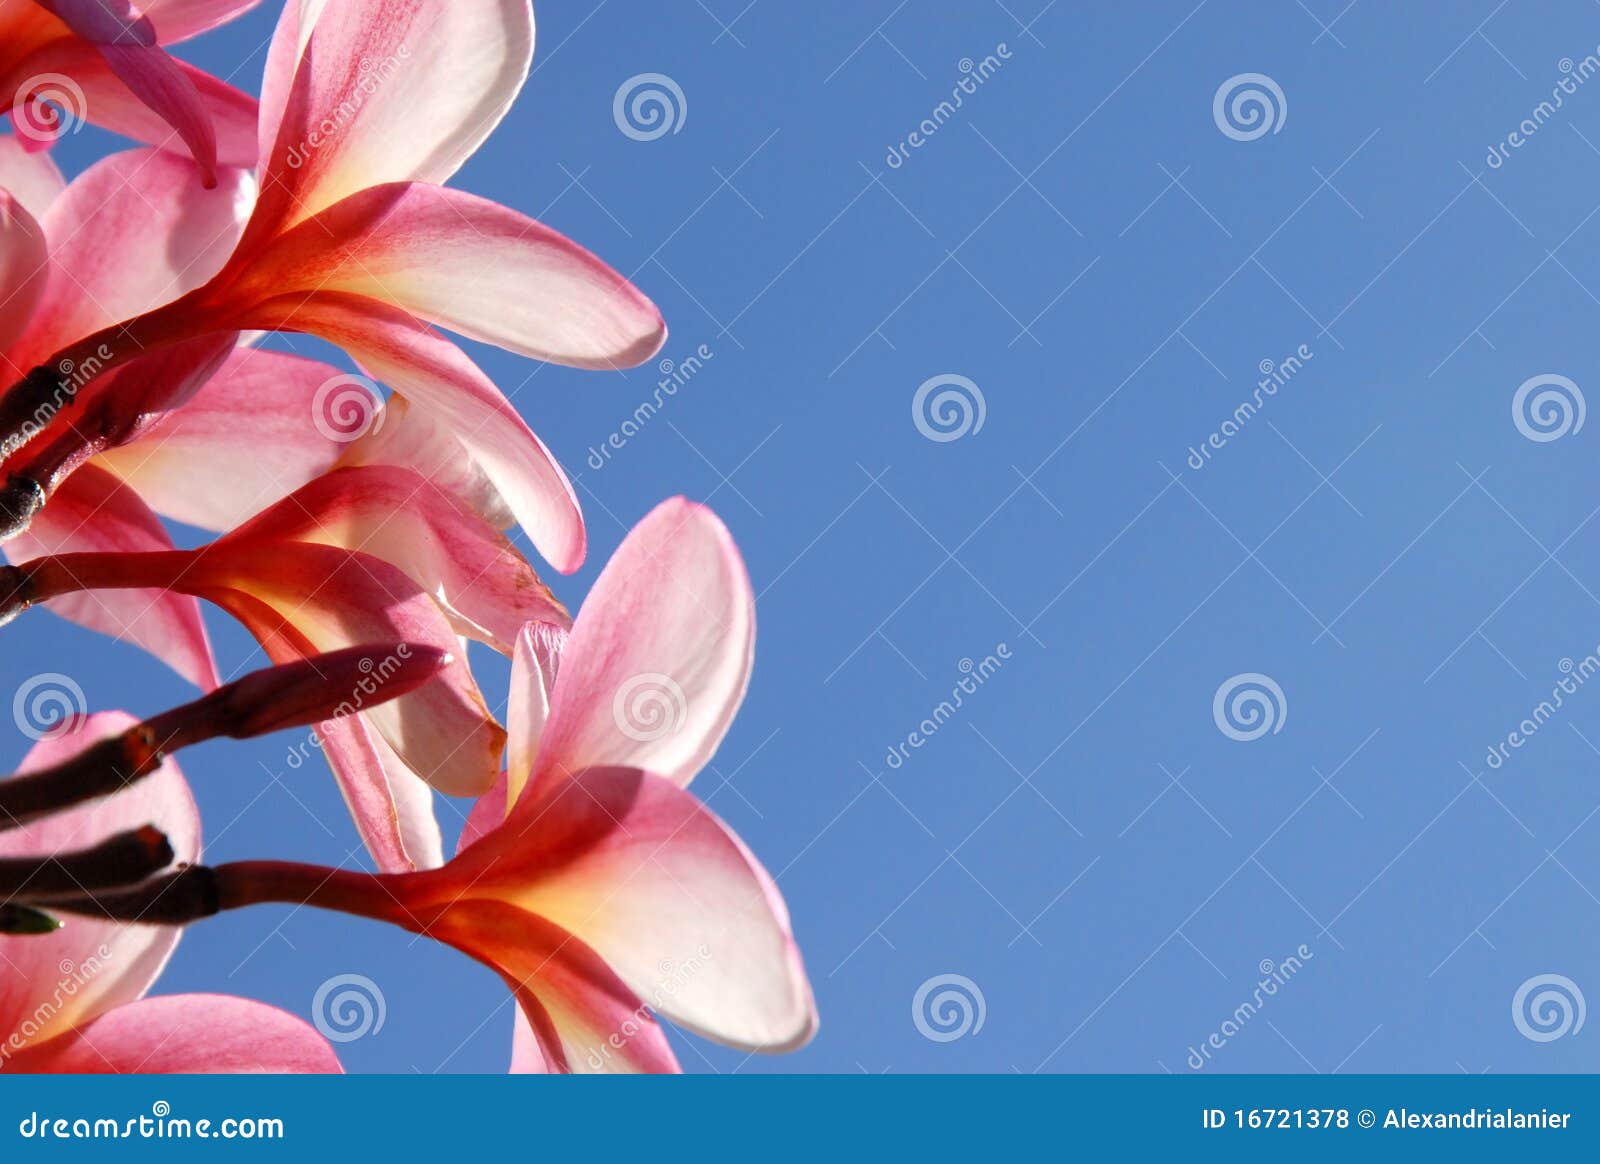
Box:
<box><xmin>10</xmin><ymin>0</ymin><xmax>1600</xmax><ymax>1072</ymax></box>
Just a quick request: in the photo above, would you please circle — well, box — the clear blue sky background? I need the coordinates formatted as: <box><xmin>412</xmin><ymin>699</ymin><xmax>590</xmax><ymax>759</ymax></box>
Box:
<box><xmin>9</xmin><ymin>0</ymin><xmax>1600</xmax><ymax>1073</ymax></box>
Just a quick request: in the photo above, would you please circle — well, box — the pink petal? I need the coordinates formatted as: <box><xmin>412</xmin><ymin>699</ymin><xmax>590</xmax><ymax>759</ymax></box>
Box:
<box><xmin>136</xmin><ymin>0</ymin><xmax>265</xmax><ymax>41</ymax></box>
<box><xmin>24</xmin><ymin>39</ymin><xmax>261</xmax><ymax>172</ymax></box>
<box><xmin>198</xmin><ymin>539</ymin><xmax>505</xmax><ymax>797</ymax></box>
<box><xmin>456</xmin><ymin>770</ymin><xmax>508</xmax><ymax>856</ymax></box>
<box><xmin>505</xmin><ymin>620</ymin><xmax>563</xmax><ymax>807</ymax></box>
<box><xmin>0</xmin><ymin>134</ymin><xmax>66</xmax><ymax>219</ymax></box>
<box><xmin>315</xmin><ymin>712</ymin><xmax>444</xmax><ymax>873</ymax></box>
<box><xmin>14</xmin><ymin>994</ymin><xmax>342</xmax><ymax>1073</ymax></box>
<box><xmin>31</xmin><ymin>1</ymin><xmax>153</xmax><ymax>45</ymax></box>
<box><xmin>3</xmin><ymin>463</ymin><xmax>218</xmax><ymax>689</ymax></box>
<box><xmin>429</xmin><ymin>900</ymin><xmax>681</xmax><ymax>1074</ymax></box>
<box><xmin>12</xmin><ymin>332</ymin><xmax>241</xmax><ymax>490</ymax></box>
<box><xmin>92</xmin><ymin>44</ymin><xmax>218</xmax><ymax>182</ymax></box>
<box><xmin>459</xmin><ymin>766</ymin><xmax>815</xmax><ymax>1055</ymax></box>
<box><xmin>236</xmin><ymin>292</ymin><xmax>585</xmax><ymax>573</ymax></box>
<box><xmin>21</xmin><ymin>4</ymin><xmax>239</xmax><ymax>182</ymax></box>
<box><xmin>243</xmin><ymin>182</ymin><xmax>666</xmax><ymax>369</ymax></box>
<box><xmin>509</xmin><ymin>1004</ymin><xmax>550</xmax><ymax>1073</ymax></box>
<box><xmin>15</xmin><ymin>147</ymin><xmax>251</xmax><ymax>369</ymax></box>
<box><xmin>227</xmin><ymin>464</ymin><xmax>568</xmax><ymax>653</ymax></box>
<box><xmin>253</xmin><ymin>0</ymin><xmax>533</xmax><ymax>232</ymax></box>
<box><xmin>93</xmin><ymin>347</ymin><xmax>353</xmax><ymax>531</ymax></box>
<box><xmin>0</xmin><ymin>189</ymin><xmax>47</xmax><ymax>352</ymax></box>
<box><xmin>339</xmin><ymin>393</ymin><xmax>514</xmax><ymax>530</ymax></box>
<box><xmin>0</xmin><ymin>712</ymin><xmax>198</xmax><ymax>1047</ymax></box>
<box><xmin>538</xmin><ymin>498</ymin><xmax>753</xmax><ymax>791</ymax></box>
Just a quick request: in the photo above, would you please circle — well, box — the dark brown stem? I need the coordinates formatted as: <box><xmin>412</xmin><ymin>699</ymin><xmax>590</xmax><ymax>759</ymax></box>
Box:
<box><xmin>0</xmin><ymin>644</ymin><xmax>449</xmax><ymax>831</ymax></box>
<box><xmin>0</xmin><ymin>550</ymin><xmax>195</xmax><ymax>626</ymax></box>
<box><xmin>0</xmin><ymin>826</ymin><xmax>173</xmax><ymax>901</ymax></box>
<box><xmin>40</xmin><ymin>866</ymin><xmax>222</xmax><ymax>925</ymax></box>
<box><xmin>0</xmin><ymin>730</ymin><xmax>163</xmax><ymax>832</ymax></box>
<box><xmin>45</xmin><ymin>861</ymin><xmax>421</xmax><ymax>930</ymax></box>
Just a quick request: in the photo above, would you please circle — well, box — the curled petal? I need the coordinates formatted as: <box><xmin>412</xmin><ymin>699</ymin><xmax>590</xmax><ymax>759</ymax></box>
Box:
<box><xmin>93</xmin><ymin>43</ymin><xmax>218</xmax><ymax>183</ymax></box>
<box><xmin>316</xmin><ymin>712</ymin><xmax>444</xmax><ymax>873</ymax></box>
<box><xmin>505</xmin><ymin>620</ymin><xmax>562</xmax><ymax>807</ymax></box>
<box><xmin>236</xmin><ymin>292</ymin><xmax>585</xmax><ymax>573</ymax></box>
<box><xmin>196</xmin><ymin>539</ymin><xmax>504</xmax><ymax>797</ymax></box>
<box><xmin>23</xmin><ymin>39</ymin><xmax>260</xmax><ymax>173</ymax></box>
<box><xmin>229</xmin><ymin>464</ymin><xmax>568</xmax><ymax>652</ymax></box>
<box><xmin>339</xmin><ymin>393</ymin><xmax>514</xmax><ymax>529</ymax></box>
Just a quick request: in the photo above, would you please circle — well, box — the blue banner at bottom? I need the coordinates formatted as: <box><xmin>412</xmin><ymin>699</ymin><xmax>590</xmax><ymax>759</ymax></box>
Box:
<box><xmin>0</xmin><ymin>1075</ymin><xmax>1593</xmax><ymax>1159</ymax></box>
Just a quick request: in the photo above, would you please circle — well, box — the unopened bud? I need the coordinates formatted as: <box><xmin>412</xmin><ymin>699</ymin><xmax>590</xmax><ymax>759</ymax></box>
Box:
<box><xmin>144</xmin><ymin>643</ymin><xmax>451</xmax><ymax>747</ymax></box>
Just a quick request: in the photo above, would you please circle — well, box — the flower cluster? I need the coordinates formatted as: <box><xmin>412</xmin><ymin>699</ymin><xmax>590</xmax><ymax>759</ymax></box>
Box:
<box><xmin>0</xmin><ymin>0</ymin><xmax>815</xmax><ymax>1073</ymax></box>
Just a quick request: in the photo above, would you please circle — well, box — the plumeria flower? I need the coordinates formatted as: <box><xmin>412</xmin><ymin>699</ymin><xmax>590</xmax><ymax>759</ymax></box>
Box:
<box><xmin>445</xmin><ymin>496</ymin><xmax>814</xmax><ymax>1071</ymax></box>
<box><xmin>0</xmin><ymin>143</ymin><xmax>257</xmax><ymax>687</ymax></box>
<box><xmin>0</xmin><ymin>140</ymin><xmax>567</xmax><ymax>864</ymax></box>
<box><xmin>2</xmin><ymin>0</ymin><xmax>261</xmax><ymax>184</ymax></box>
<box><xmin>1</xmin><ymin>0</ymin><xmax>666</xmax><ymax>574</ymax></box>
<box><xmin>2</xmin><ymin>456</ymin><xmax>571</xmax><ymax>872</ymax></box>
<box><xmin>49</xmin><ymin>499</ymin><xmax>819</xmax><ymax>1072</ymax></box>
<box><xmin>0</xmin><ymin>711</ymin><xmax>340</xmax><ymax>1073</ymax></box>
